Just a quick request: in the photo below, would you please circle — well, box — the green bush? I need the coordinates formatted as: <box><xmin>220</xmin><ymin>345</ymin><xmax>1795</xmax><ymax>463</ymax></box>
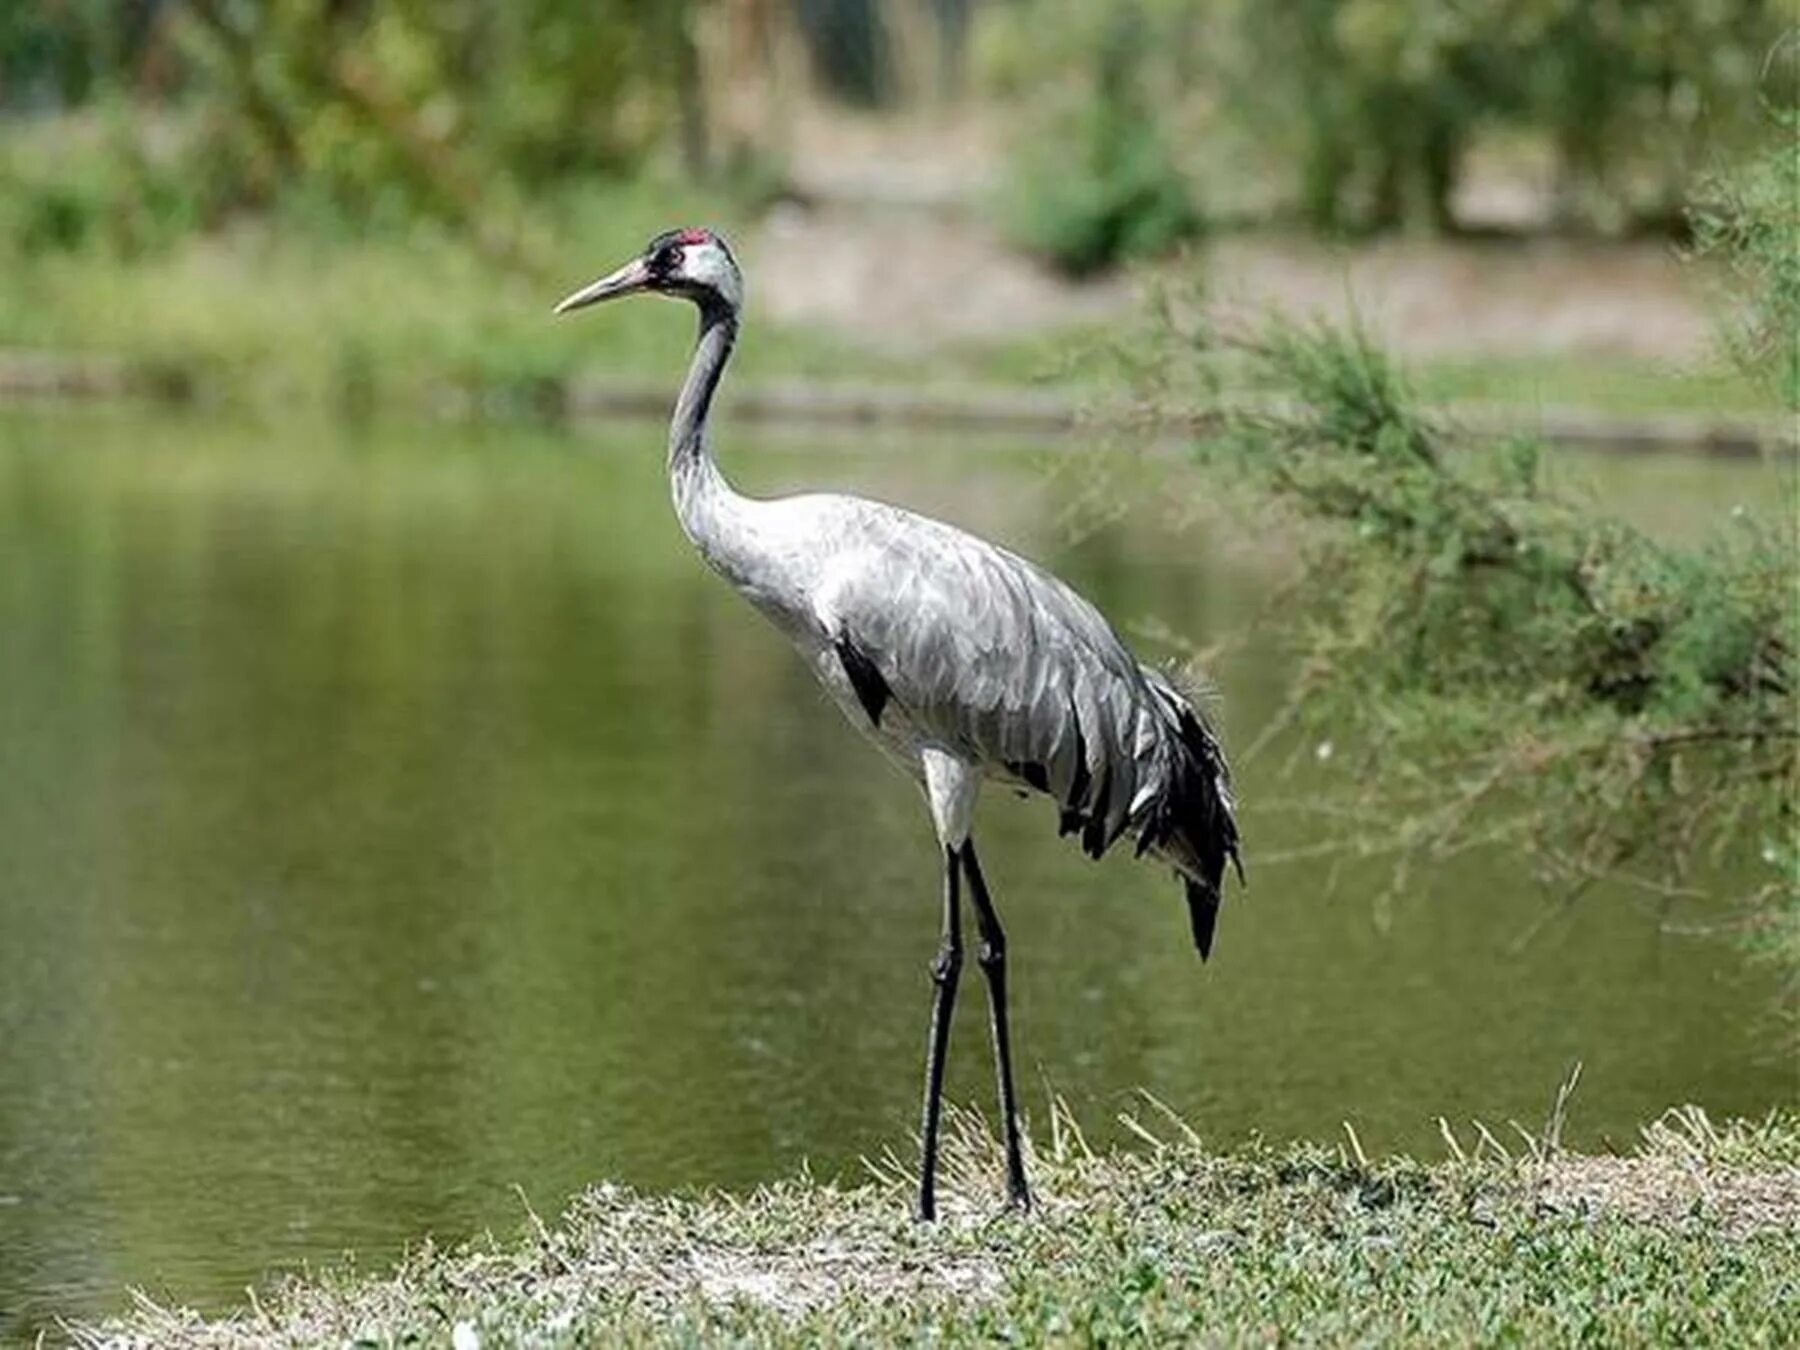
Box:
<box><xmin>999</xmin><ymin>9</ymin><xmax>1199</xmax><ymax>276</ymax></box>
<box><xmin>1689</xmin><ymin>113</ymin><xmax>1800</xmax><ymax>412</ymax></box>
<box><xmin>1126</xmin><ymin>298</ymin><xmax>1797</xmax><ymax>964</ymax></box>
<box><xmin>0</xmin><ymin>109</ymin><xmax>211</xmax><ymax>259</ymax></box>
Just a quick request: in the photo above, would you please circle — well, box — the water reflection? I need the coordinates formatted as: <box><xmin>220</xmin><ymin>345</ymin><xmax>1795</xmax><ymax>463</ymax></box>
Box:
<box><xmin>0</xmin><ymin>407</ymin><xmax>1787</xmax><ymax>1332</ymax></box>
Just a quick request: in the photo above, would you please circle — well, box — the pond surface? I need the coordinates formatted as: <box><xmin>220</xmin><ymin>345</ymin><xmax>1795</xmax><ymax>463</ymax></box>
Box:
<box><xmin>0</xmin><ymin>406</ymin><xmax>1789</xmax><ymax>1334</ymax></box>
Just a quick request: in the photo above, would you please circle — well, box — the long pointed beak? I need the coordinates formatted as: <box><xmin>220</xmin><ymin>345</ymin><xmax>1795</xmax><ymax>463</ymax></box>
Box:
<box><xmin>553</xmin><ymin>258</ymin><xmax>652</xmax><ymax>315</ymax></box>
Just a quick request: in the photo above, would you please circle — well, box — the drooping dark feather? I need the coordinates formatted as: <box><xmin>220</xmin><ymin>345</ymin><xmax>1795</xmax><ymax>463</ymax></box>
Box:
<box><xmin>1080</xmin><ymin>767</ymin><xmax>1113</xmax><ymax>859</ymax></box>
<box><xmin>836</xmin><ymin>637</ymin><xmax>891</xmax><ymax>727</ymax></box>
<box><xmin>1007</xmin><ymin>760</ymin><xmax>1051</xmax><ymax>793</ymax></box>
<box><xmin>1068</xmin><ymin>718</ymin><xmax>1092</xmax><ymax>811</ymax></box>
<box><xmin>1032</xmin><ymin>668</ymin><xmax>1242</xmax><ymax>959</ymax></box>
<box><xmin>1127</xmin><ymin>673</ymin><xmax>1243</xmax><ymax>958</ymax></box>
<box><xmin>1185</xmin><ymin>878</ymin><xmax>1221</xmax><ymax>961</ymax></box>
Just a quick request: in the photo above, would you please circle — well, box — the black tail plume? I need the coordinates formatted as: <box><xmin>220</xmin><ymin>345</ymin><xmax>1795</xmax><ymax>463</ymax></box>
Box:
<box><xmin>1185</xmin><ymin>878</ymin><xmax>1221</xmax><ymax>961</ymax></box>
<box><xmin>1147</xmin><ymin>681</ymin><xmax>1242</xmax><ymax>960</ymax></box>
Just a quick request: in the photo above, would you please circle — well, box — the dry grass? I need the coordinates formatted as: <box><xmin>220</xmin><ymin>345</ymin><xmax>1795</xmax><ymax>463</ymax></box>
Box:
<box><xmin>63</xmin><ymin>1098</ymin><xmax>1800</xmax><ymax>1349</ymax></box>
<box><xmin>1537</xmin><ymin>1106</ymin><xmax>1800</xmax><ymax>1239</ymax></box>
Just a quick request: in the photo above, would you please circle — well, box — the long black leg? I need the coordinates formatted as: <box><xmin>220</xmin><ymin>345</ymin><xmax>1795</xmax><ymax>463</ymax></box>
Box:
<box><xmin>917</xmin><ymin>844</ymin><xmax>963</xmax><ymax>1221</ymax></box>
<box><xmin>961</xmin><ymin>839</ymin><xmax>1032</xmax><ymax>1210</ymax></box>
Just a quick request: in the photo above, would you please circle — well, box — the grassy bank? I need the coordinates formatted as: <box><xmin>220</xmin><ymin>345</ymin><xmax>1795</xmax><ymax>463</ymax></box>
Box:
<box><xmin>0</xmin><ymin>164</ymin><xmax>1774</xmax><ymax>426</ymax></box>
<box><xmin>0</xmin><ymin>180</ymin><xmax>938</xmax><ymax>417</ymax></box>
<box><xmin>970</xmin><ymin>323</ymin><xmax>1772</xmax><ymax>420</ymax></box>
<box><xmin>72</xmin><ymin>1103</ymin><xmax>1800</xmax><ymax>1347</ymax></box>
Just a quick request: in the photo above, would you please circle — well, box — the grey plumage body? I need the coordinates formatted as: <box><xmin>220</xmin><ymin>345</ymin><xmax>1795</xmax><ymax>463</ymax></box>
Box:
<box><xmin>556</xmin><ymin>228</ymin><xmax>1241</xmax><ymax>1219</ymax></box>
<box><xmin>698</xmin><ymin>484</ymin><xmax>1237</xmax><ymax>900</ymax></box>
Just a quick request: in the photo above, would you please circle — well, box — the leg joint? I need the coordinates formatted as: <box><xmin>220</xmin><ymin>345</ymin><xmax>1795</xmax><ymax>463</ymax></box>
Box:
<box><xmin>977</xmin><ymin>937</ymin><xmax>1005</xmax><ymax>971</ymax></box>
<box><xmin>930</xmin><ymin>942</ymin><xmax>962</xmax><ymax>986</ymax></box>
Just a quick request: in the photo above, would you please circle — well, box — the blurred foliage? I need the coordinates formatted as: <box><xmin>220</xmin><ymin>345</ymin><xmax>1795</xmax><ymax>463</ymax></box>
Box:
<box><xmin>0</xmin><ymin>102</ymin><xmax>206</xmax><ymax>257</ymax></box>
<box><xmin>997</xmin><ymin>5</ymin><xmax>1198</xmax><ymax>276</ymax></box>
<box><xmin>1232</xmin><ymin>0</ymin><xmax>1481</xmax><ymax>233</ymax></box>
<box><xmin>0</xmin><ymin>2</ymin><xmax>1791</xmax><ymax>265</ymax></box>
<box><xmin>794</xmin><ymin>0</ymin><xmax>893</xmax><ymax>106</ymax></box>
<box><xmin>981</xmin><ymin>0</ymin><xmax>1793</xmax><ymax>237</ymax></box>
<box><xmin>1</xmin><ymin>1</ymin><xmax>111</xmax><ymax>108</ymax></box>
<box><xmin>1229</xmin><ymin>0</ymin><xmax>1791</xmax><ymax>233</ymax></box>
<box><xmin>0</xmin><ymin>0</ymin><xmax>711</xmax><ymax>266</ymax></box>
<box><xmin>1125</xmin><ymin>296</ymin><xmax>1796</xmax><ymax>967</ymax></box>
<box><xmin>1689</xmin><ymin>111</ymin><xmax>1800</xmax><ymax>412</ymax></box>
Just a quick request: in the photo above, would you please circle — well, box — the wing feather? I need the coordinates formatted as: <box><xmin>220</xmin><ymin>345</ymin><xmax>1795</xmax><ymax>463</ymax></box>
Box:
<box><xmin>820</xmin><ymin>502</ymin><xmax>1161</xmax><ymax>807</ymax></box>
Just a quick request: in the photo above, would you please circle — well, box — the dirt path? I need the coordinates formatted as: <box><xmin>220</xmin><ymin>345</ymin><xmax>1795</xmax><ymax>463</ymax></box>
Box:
<box><xmin>746</xmin><ymin>113</ymin><xmax>1717</xmax><ymax>363</ymax></box>
<box><xmin>750</xmin><ymin>203</ymin><xmax>1132</xmax><ymax>352</ymax></box>
<box><xmin>1202</xmin><ymin>234</ymin><xmax>1713</xmax><ymax>361</ymax></box>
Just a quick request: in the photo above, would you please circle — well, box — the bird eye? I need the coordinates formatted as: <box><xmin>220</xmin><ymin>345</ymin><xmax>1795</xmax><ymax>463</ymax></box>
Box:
<box><xmin>653</xmin><ymin>246</ymin><xmax>682</xmax><ymax>274</ymax></box>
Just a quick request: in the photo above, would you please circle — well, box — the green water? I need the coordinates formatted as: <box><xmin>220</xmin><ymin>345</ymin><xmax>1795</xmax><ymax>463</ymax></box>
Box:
<box><xmin>0</xmin><ymin>407</ymin><xmax>1789</xmax><ymax>1334</ymax></box>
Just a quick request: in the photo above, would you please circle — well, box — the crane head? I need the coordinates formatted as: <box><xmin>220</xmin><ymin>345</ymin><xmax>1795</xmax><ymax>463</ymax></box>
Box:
<box><xmin>553</xmin><ymin>228</ymin><xmax>743</xmax><ymax>318</ymax></box>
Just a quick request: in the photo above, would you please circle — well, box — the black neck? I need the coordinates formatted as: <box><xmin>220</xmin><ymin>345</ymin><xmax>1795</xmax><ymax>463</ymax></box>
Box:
<box><xmin>670</xmin><ymin>299</ymin><xmax>738</xmax><ymax>463</ymax></box>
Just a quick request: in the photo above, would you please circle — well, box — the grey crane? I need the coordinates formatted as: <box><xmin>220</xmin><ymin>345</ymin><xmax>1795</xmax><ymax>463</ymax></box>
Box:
<box><xmin>555</xmin><ymin>228</ymin><xmax>1242</xmax><ymax>1219</ymax></box>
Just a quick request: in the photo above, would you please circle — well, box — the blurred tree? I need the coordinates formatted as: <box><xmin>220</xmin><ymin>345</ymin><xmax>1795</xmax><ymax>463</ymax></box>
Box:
<box><xmin>1227</xmin><ymin>0</ymin><xmax>1789</xmax><ymax>234</ymax></box>
<box><xmin>984</xmin><ymin>0</ymin><xmax>1789</xmax><ymax>236</ymax></box>
<box><xmin>1517</xmin><ymin>0</ymin><xmax>1788</xmax><ymax>230</ymax></box>
<box><xmin>0</xmin><ymin>0</ymin><xmax>114</xmax><ymax>110</ymax></box>
<box><xmin>5</xmin><ymin>0</ymin><xmax>1787</xmax><ymax>251</ymax></box>
<box><xmin>928</xmin><ymin>0</ymin><xmax>973</xmax><ymax>98</ymax></box>
<box><xmin>999</xmin><ymin>3</ymin><xmax>1200</xmax><ymax>274</ymax></box>
<box><xmin>2</xmin><ymin>0</ymin><xmax>715</xmax><ymax>260</ymax></box>
<box><xmin>663</xmin><ymin>0</ymin><xmax>712</xmax><ymax>177</ymax></box>
<box><xmin>793</xmin><ymin>0</ymin><xmax>892</xmax><ymax>106</ymax></box>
